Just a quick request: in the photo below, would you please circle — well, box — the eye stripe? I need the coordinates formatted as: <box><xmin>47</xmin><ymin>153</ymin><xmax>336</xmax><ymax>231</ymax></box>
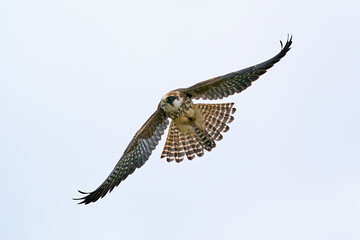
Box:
<box><xmin>166</xmin><ymin>96</ymin><xmax>176</xmax><ymax>104</ymax></box>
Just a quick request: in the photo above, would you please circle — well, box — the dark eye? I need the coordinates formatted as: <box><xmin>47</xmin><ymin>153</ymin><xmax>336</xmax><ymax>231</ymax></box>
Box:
<box><xmin>166</xmin><ymin>96</ymin><xmax>176</xmax><ymax>104</ymax></box>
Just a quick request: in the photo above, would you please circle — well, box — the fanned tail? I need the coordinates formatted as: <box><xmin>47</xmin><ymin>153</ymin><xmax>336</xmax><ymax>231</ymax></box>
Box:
<box><xmin>161</xmin><ymin>122</ymin><xmax>204</xmax><ymax>162</ymax></box>
<box><xmin>197</xmin><ymin>103</ymin><xmax>236</xmax><ymax>142</ymax></box>
<box><xmin>161</xmin><ymin>103</ymin><xmax>236</xmax><ymax>162</ymax></box>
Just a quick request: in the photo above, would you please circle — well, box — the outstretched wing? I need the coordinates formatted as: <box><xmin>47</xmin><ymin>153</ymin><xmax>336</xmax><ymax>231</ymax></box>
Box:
<box><xmin>181</xmin><ymin>35</ymin><xmax>292</xmax><ymax>100</ymax></box>
<box><xmin>74</xmin><ymin>105</ymin><xmax>169</xmax><ymax>204</ymax></box>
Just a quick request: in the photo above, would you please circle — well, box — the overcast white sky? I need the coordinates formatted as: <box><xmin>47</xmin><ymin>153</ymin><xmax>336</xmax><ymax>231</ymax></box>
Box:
<box><xmin>1</xmin><ymin>0</ymin><xmax>359</xmax><ymax>239</ymax></box>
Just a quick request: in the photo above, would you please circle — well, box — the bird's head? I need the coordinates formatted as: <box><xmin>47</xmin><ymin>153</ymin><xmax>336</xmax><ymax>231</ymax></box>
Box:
<box><xmin>160</xmin><ymin>91</ymin><xmax>184</xmax><ymax>113</ymax></box>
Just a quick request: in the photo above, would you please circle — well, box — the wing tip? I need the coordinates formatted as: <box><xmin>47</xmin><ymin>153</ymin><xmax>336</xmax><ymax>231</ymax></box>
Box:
<box><xmin>280</xmin><ymin>34</ymin><xmax>293</xmax><ymax>52</ymax></box>
<box><xmin>73</xmin><ymin>190</ymin><xmax>92</xmax><ymax>205</ymax></box>
<box><xmin>73</xmin><ymin>188</ymin><xmax>108</xmax><ymax>205</ymax></box>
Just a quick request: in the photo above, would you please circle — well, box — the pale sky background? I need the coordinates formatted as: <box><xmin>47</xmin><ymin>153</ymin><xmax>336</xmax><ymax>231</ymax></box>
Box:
<box><xmin>1</xmin><ymin>0</ymin><xmax>359</xmax><ymax>239</ymax></box>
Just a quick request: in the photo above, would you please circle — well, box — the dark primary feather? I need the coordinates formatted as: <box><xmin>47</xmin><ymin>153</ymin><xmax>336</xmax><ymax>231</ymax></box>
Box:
<box><xmin>181</xmin><ymin>35</ymin><xmax>292</xmax><ymax>100</ymax></box>
<box><xmin>74</xmin><ymin>105</ymin><xmax>169</xmax><ymax>204</ymax></box>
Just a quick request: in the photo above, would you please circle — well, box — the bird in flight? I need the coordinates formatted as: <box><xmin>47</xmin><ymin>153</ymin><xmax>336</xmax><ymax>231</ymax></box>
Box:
<box><xmin>74</xmin><ymin>36</ymin><xmax>292</xmax><ymax>204</ymax></box>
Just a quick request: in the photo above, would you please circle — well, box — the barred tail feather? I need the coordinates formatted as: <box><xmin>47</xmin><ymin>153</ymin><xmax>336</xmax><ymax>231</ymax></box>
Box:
<box><xmin>161</xmin><ymin>122</ymin><xmax>204</xmax><ymax>162</ymax></box>
<box><xmin>161</xmin><ymin>103</ymin><xmax>235</xmax><ymax>162</ymax></box>
<box><xmin>203</xmin><ymin>120</ymin><xmax>223</xmax><ymax>141</ymax></box>
<box><xmin>193</xmin><ymin>126</ymin><xmax>216</xmax><ymax>151</ymax></box>
<box><xmin>180</xmin><ymin>133</ymin><xmax>195</xmax><ymax>160</ymax></box>
<box><xmin>197</xmin><ymin>102</ymin><xmax>236</xmax><ymax>141</ymax></box>
<box><xmin>191</xmin><ymin>135</ymin><xmax>204</xmax><ymax>158</ymax></box>
<box><xmin>206</xmin><ymin>115</ymin><xmax>231</xmax><ymax>132</ymax></box>
<box><xmin>174</xmin><ymin>129</ymin><xmax>185</xmax><ymax>163</ymax></box>
<box><xmin>173</xmin><ymin>129</ymin><xmax>180</xmax><ymax>161</ymax></box>
<box><xmin>197</xmin><ymin>103</ymin><xmax>236</xmax><ymax>117</ymax></box>
<box><xmin>161</xmin><ymin>122</ymin><xmax>176</xmax><ymax>162</ymax></box>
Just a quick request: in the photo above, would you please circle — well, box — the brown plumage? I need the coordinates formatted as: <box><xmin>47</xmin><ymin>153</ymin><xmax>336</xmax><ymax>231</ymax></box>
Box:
<box><xmin>161</xmin><ymin>103</ymin><xmax>236</xmax><ymax>162</ymax></box>
<box><xmin>74</xmin><ymin>36</ymin><xmax>292</xmax><ymax>204</ymax></box>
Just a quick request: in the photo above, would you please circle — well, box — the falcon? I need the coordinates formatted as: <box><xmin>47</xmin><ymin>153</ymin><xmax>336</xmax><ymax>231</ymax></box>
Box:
<box><xmin>75</xmin><ymin>36</ymin><xmax>292</xmax><ymax>204</ymax></box>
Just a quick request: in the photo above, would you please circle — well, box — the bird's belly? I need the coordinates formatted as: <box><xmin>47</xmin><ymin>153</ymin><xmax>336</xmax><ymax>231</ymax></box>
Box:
<box><xmin>173</xmin><ymin>105</ymin><xmax>204</xmax><ymax>135</ymax></box>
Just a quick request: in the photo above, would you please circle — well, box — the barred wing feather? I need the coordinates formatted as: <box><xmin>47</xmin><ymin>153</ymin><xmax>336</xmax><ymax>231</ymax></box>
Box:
<box><xmin>75</xmin><ymin>105</ymin><xmax>169</xmax><ymax>204</ymax></box>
